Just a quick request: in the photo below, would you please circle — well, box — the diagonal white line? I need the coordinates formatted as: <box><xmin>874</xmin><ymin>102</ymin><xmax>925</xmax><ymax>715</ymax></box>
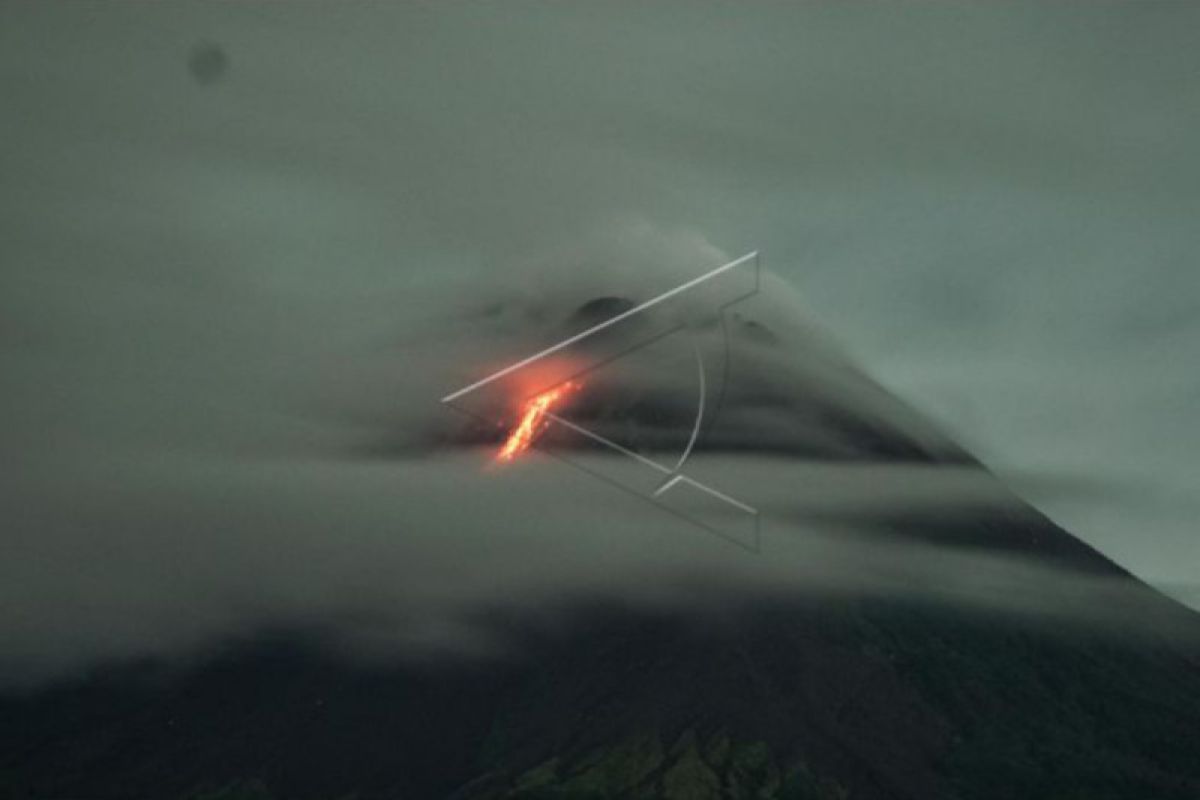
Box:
<box><xmin>662</xmin><ymin>474</ymin><xmax>759</xmax><ymax>516</ymax></box>
<box><xmin>543</xmin><ymin>412</ymin><xmax>671</xmax><ymax>474</ymax></box>
<box><xmin>440</xmin><ymin>251</ymin><xmax>758</xmax><ymax>403</ymax></box>
<box><xmin>546</xmin><ymin>412</ymin><xmax>757</xmax><ymax>516</ymax></box>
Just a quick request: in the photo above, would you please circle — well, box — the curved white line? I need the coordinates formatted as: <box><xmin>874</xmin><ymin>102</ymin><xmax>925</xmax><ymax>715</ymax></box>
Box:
<box><xmin>671</xmin><ymin>339</ymin><xmax>706</xmax><ymax>473</ymax></box>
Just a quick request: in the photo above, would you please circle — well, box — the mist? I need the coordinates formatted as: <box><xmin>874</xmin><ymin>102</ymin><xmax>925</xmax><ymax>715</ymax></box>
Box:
<box><xmin>3</xmin><ymin>3</ymin><xmax>1198</xmax><ymax>687</ymax></box>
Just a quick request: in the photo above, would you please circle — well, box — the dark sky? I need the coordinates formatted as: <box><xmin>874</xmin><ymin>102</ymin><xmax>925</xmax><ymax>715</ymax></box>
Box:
<box><xmin>2</xmin><ymin>2</ymin><xmax>1198</xmax><ymax>684</ymax></box>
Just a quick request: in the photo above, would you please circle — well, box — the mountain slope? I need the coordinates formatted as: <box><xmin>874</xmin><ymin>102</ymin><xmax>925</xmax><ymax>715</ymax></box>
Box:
<box><xmin>4</xmin><ymin>291</ymin><xmax>1199</xmax><ymax>800</ymax></box>
<box><xmin>2</xmin><ymin>512</ymin><xmax>1199</xmax><ymax>800</ymax></box>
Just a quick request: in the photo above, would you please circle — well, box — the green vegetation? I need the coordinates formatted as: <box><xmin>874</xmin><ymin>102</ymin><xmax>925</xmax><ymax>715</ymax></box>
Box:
<box><xmin>185</xmin><ymin>779</ymin><xmax>275</xmax><ymax>800</ymax></box>
<box><xmin>471</xmin><ymin>729</ymin><xmax>848</xmax><ymax>800</ymax></box>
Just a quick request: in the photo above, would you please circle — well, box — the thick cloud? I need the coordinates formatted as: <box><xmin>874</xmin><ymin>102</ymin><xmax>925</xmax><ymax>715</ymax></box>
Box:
<box><xmin>2</xmin><ymin>3</ymin><xmax>1198</xmax><ymax>685</ymax></box>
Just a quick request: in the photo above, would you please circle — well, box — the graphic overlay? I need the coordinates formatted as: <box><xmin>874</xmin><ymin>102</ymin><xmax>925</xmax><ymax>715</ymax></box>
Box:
<box><xmin>442</xmin><ymin>252</ymin><xmax>762</xmax><ymax>550</ymax></box>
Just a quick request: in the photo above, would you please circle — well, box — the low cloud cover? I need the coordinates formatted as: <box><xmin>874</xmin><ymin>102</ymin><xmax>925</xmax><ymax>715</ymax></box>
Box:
<box><xmin>2</xmin><ymin>3</ymin><xmax>1198</xmax><ymax>686</ymax></box>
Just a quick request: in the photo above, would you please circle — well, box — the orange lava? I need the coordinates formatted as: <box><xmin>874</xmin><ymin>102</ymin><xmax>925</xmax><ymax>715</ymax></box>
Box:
<box><xmin>496</xmin><ymin>381</ymin><xmax>578</xmax><ymax>462</ymax></box>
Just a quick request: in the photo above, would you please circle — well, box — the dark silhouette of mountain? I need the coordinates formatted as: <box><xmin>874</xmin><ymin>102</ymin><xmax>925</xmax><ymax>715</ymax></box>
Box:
<box><xmin>4</xmin><ymin>298</ymin><xmax>1199</xmax><ymax>800</ymax></box>
<box><xmin>2</xmin><ymin>509</ymin><xmax>1199</xmax><ymax>800</ymax></box>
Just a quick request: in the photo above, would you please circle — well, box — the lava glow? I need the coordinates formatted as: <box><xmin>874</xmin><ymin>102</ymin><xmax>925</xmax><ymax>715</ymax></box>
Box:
<box><xmin>496</xmin><ymin>381</ymin><xmax>579</xmax><ymax>462</ymax></box>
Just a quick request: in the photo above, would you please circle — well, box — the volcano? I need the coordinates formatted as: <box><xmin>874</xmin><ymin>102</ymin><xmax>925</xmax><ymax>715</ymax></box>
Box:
<box><xmin>3</xmin><ymin>534</ymin><xmax>1198</xmax><ymax>800</ymax></box>
<box><xmin>3</xmin><ymin>293</ymin><xmax>1200</xmax><ymax>800</ymax></box>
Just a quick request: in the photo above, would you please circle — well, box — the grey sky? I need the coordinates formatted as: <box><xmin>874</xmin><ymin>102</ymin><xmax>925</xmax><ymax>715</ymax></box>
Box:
<box><xmin>2</xmin><ymin>3</ymin><xmax>1198</xmax><ymax>682</ymax></box>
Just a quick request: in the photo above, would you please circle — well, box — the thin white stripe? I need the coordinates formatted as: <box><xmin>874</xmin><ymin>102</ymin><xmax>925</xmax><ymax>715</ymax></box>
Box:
<box><xmin>440</xmin><ymin>251</ymin><xmax>757</xmax><ymax>403</ymax></box>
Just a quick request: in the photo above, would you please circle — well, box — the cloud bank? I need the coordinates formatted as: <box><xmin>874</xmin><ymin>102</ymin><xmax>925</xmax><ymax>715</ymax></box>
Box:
<box><xmin>1</xmin><ymin>214</ymin><xmax>1176</xmax><ymax>688</ymax></box>
<box><xmin>2</xmin><ymin>3</ymin><xmax>1198</xmax><ymax>686</ymax></box>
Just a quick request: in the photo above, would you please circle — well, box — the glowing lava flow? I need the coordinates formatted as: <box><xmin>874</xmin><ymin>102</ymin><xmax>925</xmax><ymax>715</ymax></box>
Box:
<box><xmin>496</xmin><ymin>381</ymin><xmax>578</xmax><ymax>462</ymax></box>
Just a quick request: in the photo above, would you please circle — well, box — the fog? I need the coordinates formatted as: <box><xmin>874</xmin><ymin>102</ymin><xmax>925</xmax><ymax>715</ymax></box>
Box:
<box><xmin>2</xmin><ymin>2</ymin><xmax>1198</xmax><ymax>686</ymax></box>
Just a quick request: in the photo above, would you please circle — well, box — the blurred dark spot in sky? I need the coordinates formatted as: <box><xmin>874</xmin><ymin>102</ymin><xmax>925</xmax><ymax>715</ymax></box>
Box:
<box><xmin>187</xmin><ymin>41</ymin><xmax>228</xmax><ymax>86</ymax></box>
